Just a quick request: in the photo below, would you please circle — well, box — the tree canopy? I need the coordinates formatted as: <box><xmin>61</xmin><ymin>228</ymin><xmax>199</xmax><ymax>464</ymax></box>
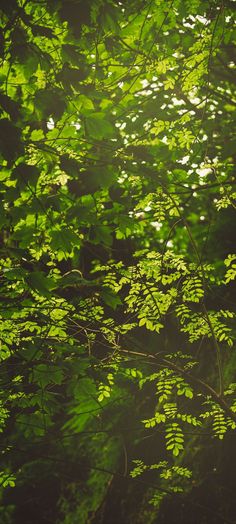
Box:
<box><xmin>0</xmin><ymin>1</ymin><xmax>236</xmax><ymax>523</ymax></box>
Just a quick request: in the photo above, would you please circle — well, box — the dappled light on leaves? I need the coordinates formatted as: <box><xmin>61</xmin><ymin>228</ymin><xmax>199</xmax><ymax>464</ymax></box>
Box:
<box><xmin>0</xmin><ymin>1</ymin><xmax>236</xmax><ymax>523</ymax></box>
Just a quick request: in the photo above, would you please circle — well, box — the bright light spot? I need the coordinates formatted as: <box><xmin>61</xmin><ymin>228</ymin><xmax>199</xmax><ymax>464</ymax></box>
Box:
<box><xmin>197</xmin><ymin>167</ymin><xmax>211</xmax><ymax>178</ymax></box>
<box><xmin>56</xmin><ymin>172</ymin><xmax>69</xmax><ymax>186</ymax></box>
<box><xmin>196</xmin><ymin>15</ymin><xmax>209</xmax><ymax>25</ymax></box>
<box><xmin>144</xmin><ymin>121</ymin><xmax>151</xmax><ymax>130</ymax></box>
<box><xmin>47</xmin><ymin>117</ymin><xmax>54</xmax><ymax>130</ymax></box>
<box><xmin>116</xmin><ymin>122</ymin><xmax>126</xmax><ymax>129</ymax></box>
<box><xmin>183</xmin><ymin>22</ymin><xmax>195</xmax><ymax>29</ymax></box>
<box><xmin>200</xmin><ymin>215</ymin><xmax>205</xmax><ymax>221</ymax></box>
<box><xmin>139</xmin><ymin>89</ymin><xmax>152</xmax><ymax>96</ymax></box>
<box><xmin>172</xmin><ymin>97</ymin><xmax>184</xmax><ymax>106</ymax></box>
<box><xmin>151</xmin><ymin>221</ymin><xmax>162</xmax><ymax>230</ymax></box>
<box><xmin>118</xmin><ymin>175</ymin><xmax>127</xmax><ymax>183</ymax></box>
<box><xmin>167</xmin><ymin>240</ymin><xmax>173</xmax><ymax>247</ymax></box>
<box><xmin>190</xmin><ymin>97</ymin><xmax>201</xmax><ymax>105</ymax></box>
<box><xmin>178</xmin><ymin>155</ymin><xmax>190</xmax><ymax>165</ymax></box>
<box><xmin>141</xmin><ymin>79</ymin><xmax>149</xmax><ymax>88</ymax></box>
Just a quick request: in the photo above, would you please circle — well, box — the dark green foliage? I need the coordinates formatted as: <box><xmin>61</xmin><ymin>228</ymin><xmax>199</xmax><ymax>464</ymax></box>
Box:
<box><xmin>0</xmin><ymin>1</ymin><xmax>236</xmax><ymax>523</ymax></box>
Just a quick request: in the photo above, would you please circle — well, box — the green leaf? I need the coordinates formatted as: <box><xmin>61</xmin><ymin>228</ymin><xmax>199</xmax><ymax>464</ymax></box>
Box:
<box><xmin>90</xmin><ymin>225</ymin><xmax>113</xmax><ymax>246</ymax></box>
<box><xmin>0</xmin><ymin>118</ymin><xmax>24</xmax><ymax>162</ymax></box>
<box><xmin>12</xmin><ymin>162</ymin><xmax>40</xmax><ymax>188</ymax></box>
<box><xmin>26</xmin><ymin>271</ymin><xmax>55</xmax><ymax>297</ymax></box>
<box><xmin>86</xmin><ymin>113</ymin><xmax>114</xmax><ymax>139</ymax></box>
<box><xmin>50</xmin><ymin>228</ymin><xmax>80</xmax><ymax>253</ymax></box>
<box><xmin>101</xmin><ymin>287</ymin><xmax>122</xmax><ymax>309</ymax></box>
<box><xmin>32</xmin><ymin>364</ymin><xmax>64</xmax><ymax>388</ymax></box>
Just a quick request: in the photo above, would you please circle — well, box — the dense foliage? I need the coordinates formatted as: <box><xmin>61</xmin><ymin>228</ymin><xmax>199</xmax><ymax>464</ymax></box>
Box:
<box><xmin>0</xmin><ymin>0</ymin><xmax>236</xmax><ymax>522</ymax></box>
